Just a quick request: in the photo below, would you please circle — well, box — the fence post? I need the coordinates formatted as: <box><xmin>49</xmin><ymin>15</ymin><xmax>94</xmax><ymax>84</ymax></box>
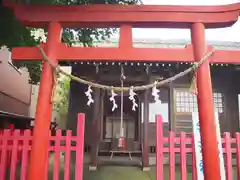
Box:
<box><xmin>235</xmin><ymin>133</ymin><xmax>240</xmax><ymax>180</ymax></box>
<box><xmin>10</xmin><ymin>130</ymin><xmax>20</xmax><ymax>180</ymax></box>
<box><xmin>224</xmin><ymin>133</ymin><xmax>232</xmax><ymax>180</ymax></box>
<box><xmin>45</xmin><ymin>132</ymin><xmax>51</xmax><ymax>180</ymax></box>
<box><xmin>180</xmin><ymin>132</ymin><xmax>187</xmax><ymax>180</ymax></box>
<box><xmin>192</xmin><ymin>135</ymin><xmax>197</xmax><ymax>180</ymax></box>
<box><xmin>156</xmin><ymin>115</ymin><xmax>164</xmax><ymax>180</ymax></box>
<box><xmin>64</xmin><ymin>130</ymin><xmax>72</xmax><ymax>180</ymax></box>
<box><xmin>53</xmin><ymin>130</ymin><xmax>62</xmax><ymax>180</ymax></box>
<box><xmin>0</xmin><ymin>130</ymin><xmax>10</xmax><ymax>180</ymax></box>
<box><xmin>75</xmin><ymin>113</ymin><xmax>85</xmax><ymax>180</ymax></box>
<box><xmin>169</xmin><ymin>131</ymin><xmax>175</xmax><ymax>180</ymax></box>
<box><xmin>20</xmin><ymin>130</ymin><xmax>31</xmax><ymax>180</ymax></box>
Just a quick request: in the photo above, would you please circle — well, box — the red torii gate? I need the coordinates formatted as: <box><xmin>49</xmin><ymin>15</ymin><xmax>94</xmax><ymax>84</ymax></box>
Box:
<box><xmin>5</xmin><ymin>2</ymin><xmax>240</xmax><ymax>180</ymax></box>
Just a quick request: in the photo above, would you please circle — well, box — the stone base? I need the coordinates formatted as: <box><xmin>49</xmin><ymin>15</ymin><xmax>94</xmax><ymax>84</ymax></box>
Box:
<box><xmin>89</xmin><ymin>165</ymin><xmax>97</xmax><ymax>171</ymax></box>
<box><xmin>142</xmin><ymin>167</ymin><xmax>150</xmax><ymax>172</ymax></box>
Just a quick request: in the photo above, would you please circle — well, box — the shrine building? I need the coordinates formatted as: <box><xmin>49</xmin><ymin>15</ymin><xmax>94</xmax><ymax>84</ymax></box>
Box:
<box><xmin>67</xmin><ymin>38</ymin><xmax>240</xmax><ymax>168</ymax></box>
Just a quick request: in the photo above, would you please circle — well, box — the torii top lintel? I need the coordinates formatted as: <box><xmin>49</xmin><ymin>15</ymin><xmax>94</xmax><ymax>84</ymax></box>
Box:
<box><xmin>7</xmin><ymin>3</ymin><xmax>240</xmax><ymax>28</ymax></box>
<box><xmin>7</xmin><ymin>2</ymin><xmax>240</xmax><ymax>64</ymax></box>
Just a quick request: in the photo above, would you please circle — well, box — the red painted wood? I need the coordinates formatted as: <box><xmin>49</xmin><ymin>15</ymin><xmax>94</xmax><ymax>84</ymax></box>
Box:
<box><xmin>8</xmin><ymin>4</ymin><xmax>240</xmax><ymax>28</ymax></box>
<box><xmin>20</xmin><ymin>130</ymin><xmax>31</xmax><ymax>180</ymax></box>
<box><xmin>6</xmin><ymin>3</ymin><xmax>240</xmax><ymax>13</ymax></box>
<box><xmin>28</xmin><ymin>22</ymin><xmax>62</xmax><ymax>180</ymax></box>
<box><xmin>1</xmin><ymin>117</ymin><xmax>240</xmax><ymax>180</ymax></box>
<box><xmin>9</xmin><ymin>130</ymin><xmax>20</xmax><ymax>180</ymax></box>
<box><xmin>53</xmin><ymin>130</ymin><xmax>62</xmax><ymax>180</ymax></box>
<box><xmin>7</xmin><ymin>127</ymin><xmax>14</xmax><ymax>168</ymax></box>
<box><xmin>64</xmin><ymin>130</ymin><xmax>72</xmax><ymax>180</ymax></box>
<box><xmin>0</xmin><ymin>130</ymin><xmax>2</xmax><ymax>166</ymax></box>
<box><xmin>0</xmin><ymin>115</ymin><xmax>85</xmax><ymax>180</ymax></box>
<box><xmin>191</xmin><ymin>23</ymin><xmax>221</xmax><ymax>180</ymax></box>
<box><xmin>168</xmin><ymin>131</ymin><xmax>175</xmax><ymax>180</ymax></box>
<box><xmin>180</xmin><ymin>132</ymin><xmax>187</xmax><ymax>180</ymax></box>
<box><xmin>211</xmin><ymin>50</ymin><xmax>240</xmax><ymax>64</ymax></box>
<box><xmin>12</xmin><ymin>44</ymin><xmax>240</xmax><ymax>64</ymax></box>
<box><xmin>45</xmin><ymin>146</ymin><xmax>50</xmax><ymax>180</ymax></box>
<box><xmin>0</xmin><ymin>130</ymin><xmax>10</xmax><ymax>180</ymax></box>
<box><xmin>191</xmin><ymin>135</ymin><xmax>197</xmax><ymax>180</ymax></box>
<box><xmin>225</xmin><ymin>133</ymin><xmax>232</xmax><ymax>180</ymax></box>
<box><xmin>12</xmin><ymin>44</ymin><xmax>194</xmax><ymax>62</ymax></box>
<box><xmin>119</xmin><ymin>25</ymin><xmax>132</xmax><ymax>50</ymax></box>
<box><xmin>156</xmin><ymin>115</ymin><xmax>164</xmax><ymax>180</ymax></box>
<box><xmin>236</xmin><ymin>133</ymin><xmax>240</xmax><ymax>180</ymax></box>
<box><xmin>18</xmin><ymin>130</ymin><xmax>24</xmax><ymax>163</ymax></box>
<box><xmin>75</xmin><ymin>113</ymin><xmax>85</xmax><ymax>180</ymax></box>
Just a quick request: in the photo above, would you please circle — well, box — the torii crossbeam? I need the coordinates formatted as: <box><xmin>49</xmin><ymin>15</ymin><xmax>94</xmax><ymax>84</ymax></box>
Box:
<box><xmin>6</xmin><ymin>2</ymin><xmax>240</xmax><ymax>180</ymax></box>
<box><xmin>12</xmin><ymin>40</ymin><xmax>240</xmax><ymax>63</ymax></box>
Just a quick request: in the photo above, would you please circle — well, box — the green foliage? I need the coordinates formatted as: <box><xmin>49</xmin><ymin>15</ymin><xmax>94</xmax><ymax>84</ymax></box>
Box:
<box><xmin>53</xmin><ymin>76</ymin><xmax>70</xmax><ymax>117</ymax></box>
<box><xmin>0</xmin><ymin>0</ymin><xmax>138</xmax><ymax>84</ymax></box>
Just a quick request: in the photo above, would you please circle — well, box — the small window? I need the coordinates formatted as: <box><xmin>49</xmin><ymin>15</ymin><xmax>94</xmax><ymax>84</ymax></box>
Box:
<box><xmin>213</xmin><ymin>92</ymin><xmax>224</xmax><ymax>113</ymax></box>
<box><xmin>175</xmin><ymin>90</ymin><xmax>224</xmax><ymax>113</ymax></box>
<box><xmin>175</xmin><ymin>91</ymin><xmax>197</xmax><ymax>113</ymax></box>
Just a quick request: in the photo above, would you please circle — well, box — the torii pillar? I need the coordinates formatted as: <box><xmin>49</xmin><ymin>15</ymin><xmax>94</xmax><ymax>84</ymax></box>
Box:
<box><xmin>28</xmin><ymin>22</ymin><xmax>62</xmax><ymax>180</ymax></box>
<box><xmin>191</xmin><ymin>23</ymin><xmax>221</xmax><ymax>180</ymax></box>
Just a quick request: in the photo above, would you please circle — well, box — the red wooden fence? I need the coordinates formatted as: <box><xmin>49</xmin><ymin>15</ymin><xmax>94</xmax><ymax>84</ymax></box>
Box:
<box><xmin>1</xmin><ymin>113</ymin><xmax>240</xmax><ymax>180</ymax></box>
<box><xmin>0</xmin><ymin>113</ymin><xmax>85</xmax><ymax>180</ymax></box>
<box><xmin>156</xmin><ymin>115</ymin><xmax>240</xmax><ymax>180</ymax></box>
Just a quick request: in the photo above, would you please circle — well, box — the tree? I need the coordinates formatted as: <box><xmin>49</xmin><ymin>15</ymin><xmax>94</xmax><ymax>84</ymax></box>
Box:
<box><xmin>0</xmin><ymin>0</ymin><xmax>139</xmax><ymax>84</ymax></box>
<box><xmin>52</xmin><ymin>75</ymin><xmax>70</xmax><ymax>120</ymax></box>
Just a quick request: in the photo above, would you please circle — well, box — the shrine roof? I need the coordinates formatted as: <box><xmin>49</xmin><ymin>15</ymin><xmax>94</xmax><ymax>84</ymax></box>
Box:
<box><xmin>0</xmin><ymin>110</ymin><xmax>33</xmax><ymax>122</ymax></box>
<box><xmin>94</xmin><ymin>38</ymin><xmax>240</xmax><ymax>50</ymax></box>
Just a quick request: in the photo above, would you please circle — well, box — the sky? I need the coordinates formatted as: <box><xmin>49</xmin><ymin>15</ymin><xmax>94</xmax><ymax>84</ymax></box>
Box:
<box><xmin>130</xmin><ymin>0</ymin><xmax>240</xmax><ymax>42</ymax></box>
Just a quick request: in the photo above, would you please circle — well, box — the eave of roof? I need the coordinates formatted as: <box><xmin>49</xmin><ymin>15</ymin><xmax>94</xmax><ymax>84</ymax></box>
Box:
<box><xmin>0</xmin><ymin>110</ymin><xmax>34</xmax><ymax>121</ymax></box>
<box><xmin>100</xmin><ymin>38</ymin><xmax>240</xmax><ymax>49</ymax></box>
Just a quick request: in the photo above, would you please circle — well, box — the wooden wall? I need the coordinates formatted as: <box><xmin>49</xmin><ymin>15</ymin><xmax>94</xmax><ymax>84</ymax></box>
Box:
<box><xmin>0</xmin><ymin>47</ymin><xmax>31</xmax><ymax>116</ymax></box>
<box><xmin>67</xmin><ymin>65</ymin><xmax>240</xmax><ymax>149</ymax></box>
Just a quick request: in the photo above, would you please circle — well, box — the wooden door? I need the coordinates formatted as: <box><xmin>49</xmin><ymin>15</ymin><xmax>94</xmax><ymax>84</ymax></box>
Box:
<box><xmin>173</xmin><ymin>88</ymin><xmax>225</xmax><ymax>133</ymax></box>
<box><xmin>173</xmin><ymin>88</ymin><xmax>197</xmax><ymax>133</ymax></box>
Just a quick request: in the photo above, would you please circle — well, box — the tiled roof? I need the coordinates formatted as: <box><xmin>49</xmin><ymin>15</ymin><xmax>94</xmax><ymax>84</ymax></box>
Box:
<box><xmin>96</xmin><ymin>38</ymin><xmax>240</xmax><ymax>50</ymax></box>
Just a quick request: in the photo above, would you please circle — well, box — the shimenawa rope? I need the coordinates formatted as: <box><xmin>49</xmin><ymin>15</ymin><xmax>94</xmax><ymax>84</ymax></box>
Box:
<box><xmin>37</xmin><ymin>45</ymin><xmax>214</xmax><ymax>92</ymax></box>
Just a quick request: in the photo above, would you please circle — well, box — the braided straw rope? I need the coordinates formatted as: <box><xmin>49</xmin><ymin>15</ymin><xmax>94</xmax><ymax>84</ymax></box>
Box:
<box><xmin>37</xmin><ymin>45</ymin><xmax>214</xmax><ymax>92</ymax></box>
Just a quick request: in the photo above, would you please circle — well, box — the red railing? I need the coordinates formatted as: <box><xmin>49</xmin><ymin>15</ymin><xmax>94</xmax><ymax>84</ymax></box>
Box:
<box><xmin>156</xmin><ymin>115</ymin><xmax>240</xmax><ymax>180</ymax></box>
<box><xmin>0</xmin><ymin>113</ymin><xmax>85</xmax><ymax>180</ymax></box>
<box><xmin>1</xmin><ymin>113</ymin><xmax>240</xmax><ymax>180</ymax></box>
